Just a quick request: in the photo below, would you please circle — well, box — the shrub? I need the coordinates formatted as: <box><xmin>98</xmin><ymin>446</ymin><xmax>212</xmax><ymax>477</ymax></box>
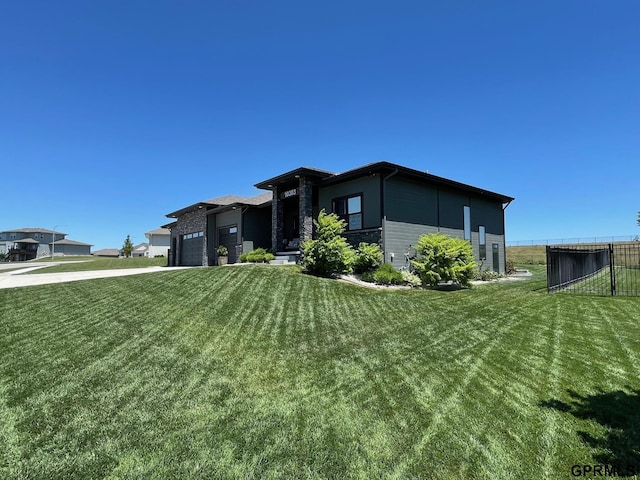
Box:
<box><xmin>372</xmin><ymin>263</ymin><xmax>403</xmax><ymax>285</ymax></box>
<box><xmin>301</xmin><ymin>210</ymin><xmax>355</xmax><ymax>276</ymax></box>
<box><xmin>361</xmin><ymin>270</ymin><xmax>375</xmax><ymax>283</ymax></box>
<box><xmin>473</xmin><ymin>269</ymin><xmax>501</xmax><ymax>281</ymax></box>
<box><xmin>240</xmin><ymin>248</ymin><xmax>276</xmax><ymax>263</ymax></box>
<box><xmin>353</xmin><ymin>242</ymin><xmax>383</xmax><ymax>274</ymax></box>
<box><xmin>216</xmin><ymin>245</ymin><xmax>228</xmax><ymax>256</ymax></box>
<box><xmin>401</xmin><ymin>270</ymin><xmax>422</xmax><ymax>288</ymax></box>
<box><xmin>412</xmin><ymin>233</ymin><xmax>476</xmax><ymax>288</ymax></box>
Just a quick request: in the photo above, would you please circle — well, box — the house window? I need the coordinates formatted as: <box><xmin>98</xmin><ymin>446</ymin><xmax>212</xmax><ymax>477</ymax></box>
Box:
<box><xmin>479</xmin><ymin>225</ymin><xmax>486</xmax><ymax>260</ymax></box>
<box><xmin>333</xmin><ymin>194</ymin><xmax>363</xmax><ymax>230</ymax></box>
<box><xmin>463</xmin><ymin>206</ymin><xmax>471</xmax><ymax>241</ymax></box>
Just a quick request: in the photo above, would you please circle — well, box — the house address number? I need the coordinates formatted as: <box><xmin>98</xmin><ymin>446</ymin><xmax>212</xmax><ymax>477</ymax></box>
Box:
<box><xmin>281</xmin><ymin>188</ymin><xmax>298</xmax><ymax>199</ymax></box>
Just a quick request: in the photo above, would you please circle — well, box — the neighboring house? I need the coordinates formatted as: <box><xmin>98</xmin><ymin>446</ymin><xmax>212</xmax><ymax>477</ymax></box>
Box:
<box><xmin>165</xmin><ymin>193</ymin><xmax>272</xmax><ymax>266</ymax></box>
<box><xmin>92</xmin><ymin>248</ymin><xmax>121</xmax><ymax>258</ymax></box>
<box><xmin>131</xmin><ymin>243</ymin><xmax>149</xmax><ymax>257</ymax></box>
<box><xmin>166</xmin><ymin>161</ymin><xmax>514</xmax><ymax>272</ymax></box>
<box><xmin>145</xmin><ymin>228</ymin><xmax>171</xmax><ymax>257</ymax></box>
<box><xmin>0</xmin><ymin>228</ymin><xmax>92</xmax><ymax>261</ymax></box>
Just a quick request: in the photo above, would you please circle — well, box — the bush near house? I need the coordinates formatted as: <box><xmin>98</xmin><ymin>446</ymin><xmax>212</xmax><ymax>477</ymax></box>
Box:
<box><xmin>353</xmin><ymin>242</ymin><xmax>383</xmax><ymax>274</ymax></box>
<box><xmin>412</xmin><ymin>233</ymin><xmax>477</xmax><ymax>288</ymax></box>
<box><xmin>301</xmin><ymin>210</ymin><xmax>355</xmax><ymax>277</ymax></box>
<box><xmin>239</xmin><ymin>248</ymin><xmax>275</xmax><ymax>263</ymax></box>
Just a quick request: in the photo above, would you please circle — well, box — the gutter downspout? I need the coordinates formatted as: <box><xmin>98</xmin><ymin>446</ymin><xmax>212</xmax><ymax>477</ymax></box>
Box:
<box><xmin>381</xmin><ymin>168</ymin><xmax>399</xmax><ymax>264</ymax></box>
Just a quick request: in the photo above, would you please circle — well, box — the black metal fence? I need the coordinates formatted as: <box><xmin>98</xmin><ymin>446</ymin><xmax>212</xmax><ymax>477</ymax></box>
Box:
<box><xmin>546</xmin><ymin>243</ymin><xmax>640</xmax><ymax>296</ymax></box>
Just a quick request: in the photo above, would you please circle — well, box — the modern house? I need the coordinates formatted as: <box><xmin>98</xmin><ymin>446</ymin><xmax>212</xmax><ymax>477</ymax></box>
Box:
<box><xmin>165</xmin><ymin>161</ymin><xmax>514</xmax><ymax>272</ymax></box>
<box><xmin>145</xmin><ymin>228</ymin><xmax>171</xmax><ymax>257</ymax></box>
<box><xmin>165</xmin><ymin>193</ymin><xmax>272</xmax><ymax>266</ymax></box>
<box><xmin>0</xmin><ymin>228</ymin><xmax>92</xmax><ymax>261</ymax></box>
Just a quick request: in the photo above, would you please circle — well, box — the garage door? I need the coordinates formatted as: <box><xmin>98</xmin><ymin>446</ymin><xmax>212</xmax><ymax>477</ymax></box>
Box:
<box><xmin>218</xmin><ymin>225</ymin><xmax>238</xmax><ymax>264</ymax></box>
<box><xmin>180</xmin><ymin>232</ymin><xmax>204</xmax><ymax>266</ymax></box>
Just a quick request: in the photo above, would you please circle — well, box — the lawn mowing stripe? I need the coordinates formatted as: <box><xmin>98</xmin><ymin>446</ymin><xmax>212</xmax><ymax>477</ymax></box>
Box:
<box><xmin>391</xmin><ymin>294</ymin><xmax>538</xmax><ymax>477</ymax></box>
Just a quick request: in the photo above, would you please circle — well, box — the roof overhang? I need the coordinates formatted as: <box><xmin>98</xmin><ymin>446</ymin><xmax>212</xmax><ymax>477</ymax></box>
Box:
<box><xmin>254</xmin><ymin>167</ymin><xmax>335</xmax><ymax>190</ymax></box>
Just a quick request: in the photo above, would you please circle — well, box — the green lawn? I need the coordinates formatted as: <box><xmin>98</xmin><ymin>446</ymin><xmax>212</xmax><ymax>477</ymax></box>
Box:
<box><xmin>1</xmin><ymin>266</ymin><xmax>639</xmax><ymax>479</ymax></box>
<box><xmin>23</xmin><ymin>255</ymin><xmax>167</xmax><ymax>274</ymax></box>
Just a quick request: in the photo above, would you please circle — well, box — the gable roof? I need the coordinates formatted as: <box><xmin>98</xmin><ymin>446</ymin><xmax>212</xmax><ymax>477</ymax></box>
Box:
<box><xmin>0</xmin><ymin>227</ymin><xmax>66</xmax><ymax>235</ymax></box>
<box><xmin>51</xmin><ymin>239</ymin><xmax>93</xmax><ymax>246</ymax></box>
<box><xmin>145</xmin><ymin>227</ymin><xmax>171</xmax><ymax>236</ymax></box>
<box><xmin>92</xmin><ymin>248</ymin><xmax>121</xmax><ymax>257</ymax></box>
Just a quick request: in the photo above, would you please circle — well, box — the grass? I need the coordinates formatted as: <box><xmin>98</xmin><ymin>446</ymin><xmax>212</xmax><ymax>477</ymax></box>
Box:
<box><xmin>554</xmin><ymin>266</ymin><xmax>640</xmax><ymax>296</ymax></box>
<box><xmin>1</xmin><ymin>265</ymin><xmax>639</xmax><ymax>478</ymax></box>
<box><xmin>22</xmin><ymin>256</ymin><xmax>167</xmax><ymax>274</ymax></box>
<box><xmin>507</xmin><ymin>245</ymin><xmax>546</xmax><ymax>264</ymax></box>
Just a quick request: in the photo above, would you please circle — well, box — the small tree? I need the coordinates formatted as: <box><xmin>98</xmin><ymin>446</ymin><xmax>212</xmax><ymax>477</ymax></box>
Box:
<box><xmin>122</xmin><ymin>235</ymin><xmax>134</xmax><ymax>258</ymax></box>
<box><xmin>412</xmin><ymin>233</ymin><xmax>476</xmax><ymax>288</ymax></box>
<box><xmin>301</xmin><ymin>209</ymin><xmax>355</xmax><ymax>276</ymax></box>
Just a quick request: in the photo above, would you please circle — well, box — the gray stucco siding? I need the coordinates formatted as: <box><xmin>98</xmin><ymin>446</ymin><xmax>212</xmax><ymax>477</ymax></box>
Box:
<box><xmin>318</xmin><ymin>176</ymin><xmax>381</xmax><ymax>229</ymax></box>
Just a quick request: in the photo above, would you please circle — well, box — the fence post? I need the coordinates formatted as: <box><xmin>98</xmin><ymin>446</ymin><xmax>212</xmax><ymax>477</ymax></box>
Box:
<box><xmin>609</xmin><ymin>243</ymin><xmax>616</xmax><ymax>296</ymax></box>
<box><xmin>546</xmin><ymin>245</ymin><xmax>551</xmax><ymax>293</ymax></box>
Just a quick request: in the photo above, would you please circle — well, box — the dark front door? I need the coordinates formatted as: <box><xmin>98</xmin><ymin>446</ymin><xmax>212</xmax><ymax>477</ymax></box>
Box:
<box><xmin>218</xmin><ymin>225</ymin><xmax>238</xmax><ymax>264</ymax></box>
<box><xmin>492</xmin><ymin>243</ymin><xmax>500</xmax><ymax>272</ymax></box>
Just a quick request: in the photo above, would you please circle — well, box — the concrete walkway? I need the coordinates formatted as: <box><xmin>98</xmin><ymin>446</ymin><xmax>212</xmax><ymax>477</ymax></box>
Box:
<box><xmin>0</xmin><ymin>265</ymin><xmax>191</xmax><ymax>289</ymax></box>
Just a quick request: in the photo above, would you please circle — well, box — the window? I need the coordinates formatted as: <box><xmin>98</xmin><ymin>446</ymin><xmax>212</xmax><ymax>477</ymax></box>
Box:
<box><xmin>229</xmin><ymin>227</ymin><xmax>237</xmax><ymax>234</ymax></box>
<box><xmin>479</xmin><ymin>225</ymin><xmax>486</xmax><ymax>260</ymax></box>
<box><xmin>463</xmin><ymin>206</ymin><xmax>471</xmax><ymax>241</ymax></box>
<box><xmin>333</xmin><ymin>194</ymin><xmax>363</xmax><ymax>230</ymax></box>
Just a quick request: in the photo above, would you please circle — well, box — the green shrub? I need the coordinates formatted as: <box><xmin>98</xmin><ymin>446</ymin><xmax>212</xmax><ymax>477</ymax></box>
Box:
<box><xmin>412</xmin><ymin>233</ymin><xmax>476</xmax><ymax>288</ymax></box>
<box><xmin>361</xmin><ymin>270</ymin><xmax>375</xmax><ymax>283</ymax></box>
<box><xmin>473</xmin><ymin>269</ymin><xmax>501</xmax><ymax>281</ymax></box>
<box><xmin>241</xmin><ymin>248</ymin><xmax>275</xmax><ymax>263</ymax></box>
<box><xmin>216</xmin><ymin>245</ymin><xmax>228</xmax><ymax>256</ymax></box>
<box><xmin>401</xmin><ymin>270</ymin><xmax>422</xmax><ymax>288</ymax></box>
<box><xmin>372</xmin><ymin>263</ymin><xmax>403</xmax><ymax>285</ymax></box>
<box><xmin>301</xmin><ymin>210</ymin><xmax>355</xmax><ymax>276</ymax></box>
<box><xmin>353</xmin><ymin>242</ymin><xmax>383</xmax><ymax>274</ymax></box>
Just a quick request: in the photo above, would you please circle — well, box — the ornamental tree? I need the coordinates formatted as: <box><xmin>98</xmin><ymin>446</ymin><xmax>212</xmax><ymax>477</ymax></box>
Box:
<box><xmin>412</xmin><ymin>233</ymin><xmax>477</xmax><ymax>288</ymax></box>
<box><xmin>301</xmin><ymin>209</ymin><xmax>355</xmax><ymax>276</ymax></box>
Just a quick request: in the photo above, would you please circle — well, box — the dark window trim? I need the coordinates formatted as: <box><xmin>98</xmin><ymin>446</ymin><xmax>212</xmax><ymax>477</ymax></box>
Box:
<box><xmin>331</xmin><ymin>192</ymin><xmax>364</xmax><ymax>231</ymax></box>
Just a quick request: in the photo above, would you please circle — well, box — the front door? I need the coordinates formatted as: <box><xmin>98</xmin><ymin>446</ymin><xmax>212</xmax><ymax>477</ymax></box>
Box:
<box><xmin>218</xmin><ymin>225</ymin><xmax>238</xmax><ymax>264</ymax></box>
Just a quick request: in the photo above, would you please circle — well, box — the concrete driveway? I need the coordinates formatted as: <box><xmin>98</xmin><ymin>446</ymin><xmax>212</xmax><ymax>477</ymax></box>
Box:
<box><xmin>0</xmin><ymin>263</ymin><xmax>191</xmax><ymax>289</ymax></box>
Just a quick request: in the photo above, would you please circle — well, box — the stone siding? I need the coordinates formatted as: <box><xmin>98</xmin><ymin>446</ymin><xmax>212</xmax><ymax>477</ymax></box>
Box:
<box><xmin>175</xmin><ymin>208</ymin><xmax>208</xmax><ymax>266</ymax></box>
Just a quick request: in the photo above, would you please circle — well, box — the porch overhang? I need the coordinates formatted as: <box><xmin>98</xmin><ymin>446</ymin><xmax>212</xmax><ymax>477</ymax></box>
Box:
<box><xmin>254</xmin><ymin>167</ymin><xmax>335</xmax><ymax>190</ymax></box>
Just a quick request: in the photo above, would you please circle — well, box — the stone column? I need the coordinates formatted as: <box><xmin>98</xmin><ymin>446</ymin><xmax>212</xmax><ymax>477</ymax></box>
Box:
<box><xmin>272</xmin><ymin>188</ymin><xmax>284</xmax><ymax>252</ymax></box>
<box><xmin>299</xmin><ymin>176</ymin><xmax>313</xmax><ymax>243</ymax></box>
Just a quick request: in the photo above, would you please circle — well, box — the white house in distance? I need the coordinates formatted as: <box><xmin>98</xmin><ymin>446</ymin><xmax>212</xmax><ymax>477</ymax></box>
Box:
<box><xmin>145</xmin><ymin>228</ymin><xmax>170</xmax><ymax>257</ymax></box>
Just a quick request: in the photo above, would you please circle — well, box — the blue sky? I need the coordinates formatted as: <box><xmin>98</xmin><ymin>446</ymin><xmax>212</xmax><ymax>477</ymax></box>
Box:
<box><xmin>2</xmin><ymin>1</ymin><xmax>638</xmax><ymax>250</ymax></box>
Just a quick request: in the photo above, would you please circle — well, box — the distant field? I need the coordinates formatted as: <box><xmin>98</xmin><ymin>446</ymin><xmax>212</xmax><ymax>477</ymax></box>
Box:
<box><xmin>506</xmin><ymin>245</ymin><xmax>546</xmax><ymax>264</ymax></box>
<box><xmin>508</xmin><ymin>241</ymin><xmax>640</xmax><ymax>266</ymax></box>
<box><xmin>23</xmin><ymin>256</ymin><xmax>167</xmax><ymax>274</ymax></box>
